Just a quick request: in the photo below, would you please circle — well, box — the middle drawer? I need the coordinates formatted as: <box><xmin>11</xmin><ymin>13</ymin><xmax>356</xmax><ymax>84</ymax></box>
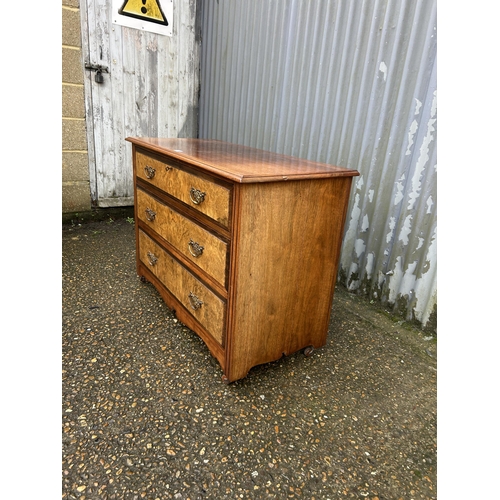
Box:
<box><xmin>137</xmin><ymin>188</ymin><xmax>229</xmax><ymax>288</ymax></box>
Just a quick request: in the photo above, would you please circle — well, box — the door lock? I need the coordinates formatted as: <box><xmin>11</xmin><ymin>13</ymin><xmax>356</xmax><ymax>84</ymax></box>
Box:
<box><xmin>85</xmin><ymin>63</ymin><xmax>109</xmax><ymax>84</ymax></box>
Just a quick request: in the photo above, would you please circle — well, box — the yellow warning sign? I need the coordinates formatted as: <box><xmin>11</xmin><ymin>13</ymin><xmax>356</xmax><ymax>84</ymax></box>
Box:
<box><xmin>119</xmin><ymin>0</ymin><xmax>168</xmax><ymax>26</ymax></box>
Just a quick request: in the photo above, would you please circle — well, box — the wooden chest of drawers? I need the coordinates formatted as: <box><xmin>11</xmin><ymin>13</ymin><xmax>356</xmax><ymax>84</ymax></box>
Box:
<box><xmin>127</xmin><ymin>137</ymin><xmax>359</xmax><ymax>383</ymax></box>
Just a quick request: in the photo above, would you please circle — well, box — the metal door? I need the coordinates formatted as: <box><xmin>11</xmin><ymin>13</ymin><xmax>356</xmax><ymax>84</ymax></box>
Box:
<box><xmin>80</xmin><ymin>0</ymin><xmax>200</xmax><ymax>207</ymax></box>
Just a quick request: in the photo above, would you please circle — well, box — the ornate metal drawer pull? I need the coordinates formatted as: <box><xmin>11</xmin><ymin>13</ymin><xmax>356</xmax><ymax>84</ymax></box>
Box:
<box><xmin>145</xmin><ymin>208</ymin><xmax>156</xmax><ymax>222</ymax></box>
<box><xmin>165</xmin><ymin>165</ymin><xmax>172</xmax><ymax>172</ymax></box>
<box><xmin>144</xmin><ymin>165</ymin><xmax>156</xmax><ymax>179</ymax></box>
<box><xmin>147</xmin><ymin>251</ymin><xmax>158</xmax><ymax>266</ymax></box>
<box><xmin>188</xmin><ymin>239</ymin><xmax>204</xmax><ymax>257</ymax></box>
<box><xmin>188</xmin><ymin>292</ymin><xmax>203</xmax><ymax>310</ymax></box>
<box><xmin>189</xmin><ymin>187</ymin><xmax>206</xmax><ymax>205</ymax></box>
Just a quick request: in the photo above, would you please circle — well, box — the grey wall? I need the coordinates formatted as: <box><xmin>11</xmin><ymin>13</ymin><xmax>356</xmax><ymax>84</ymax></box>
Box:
<box><xmin>199</xmin><ymin>0</ymin><xmax>437</xmax><ymax>331</ymax></box>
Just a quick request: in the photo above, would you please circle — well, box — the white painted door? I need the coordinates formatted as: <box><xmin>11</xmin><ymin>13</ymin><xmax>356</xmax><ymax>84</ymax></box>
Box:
<box><xmin>80</xmin><ymin>0</ymin><xmax>200</xmax><ymax>207</ymax></box>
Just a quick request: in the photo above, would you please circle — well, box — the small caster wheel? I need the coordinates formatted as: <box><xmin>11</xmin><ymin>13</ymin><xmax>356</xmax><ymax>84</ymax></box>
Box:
<box><xmin>221</xmin><ymin>375</ymin><xmax>230</xmax><ymax>385</ymax></box>
<box><xmin>140</xmin><ymin>275</ymin><xmax>149</xmax><ymax>283</ymax></box>
<box><xmin>304</xmin><ymin>346</ymin><xmax>315</xmax><ymax>357</ymax></box>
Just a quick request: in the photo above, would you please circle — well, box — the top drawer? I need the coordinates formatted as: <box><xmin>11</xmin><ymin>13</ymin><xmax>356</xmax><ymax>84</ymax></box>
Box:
<box><xmin>136</xmin><ymin>151</ymin><xmax>231</xmax><ymax>228</ymax></box>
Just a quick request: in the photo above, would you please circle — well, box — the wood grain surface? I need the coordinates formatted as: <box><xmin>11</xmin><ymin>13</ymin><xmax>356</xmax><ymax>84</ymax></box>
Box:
<box><xmin>137</xmin><ymin>188</ymin><xmax>229</xmax><ymax>288</ymax></box>
<box><xmin>138</xmin><ymin>230</ymin><xmax>226</xmax><ymax>346</ymax></box>
<box><xmin>136</xmin><ymin>150</ymin><xmax>231</xmax><ymax>227</ymax></box>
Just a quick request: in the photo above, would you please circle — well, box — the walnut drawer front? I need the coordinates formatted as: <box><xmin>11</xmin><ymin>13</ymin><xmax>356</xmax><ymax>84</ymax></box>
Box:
<box><xmin>137</xmin><ymin>189</ymin><xmax>228</xmax><ymax>288</ymax></box>
<box><xmin>136</xmin><ymin>151</ymin><xmax>231</xmax><ymax>228</ymax></box>
<box><xmin>138</xmin><ymin>229</ymin><xmax>226</xmax><ymax>346</ymax></box>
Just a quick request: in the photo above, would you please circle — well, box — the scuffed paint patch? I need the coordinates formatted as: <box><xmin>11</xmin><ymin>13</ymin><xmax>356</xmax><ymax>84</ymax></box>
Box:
<box><xmin>355</xmin><ymin>238</ymin><xmax>366</xmax><ymax>258</ymax></box>
<box><xmin>408</xmin><ymin>90</ymin><xmax>437</xmax><ymax>211</ymax></box>
<box><xmin>405</xmin><ymin>119</ymin><xmax>418</xmax><ymax>155</ymax></box>
<box><xmin>398</xmin><ymin>214</ymin><xmax>412</xmax><ymax>246</ymax></box>
<box><xmin>356</xmin><ymin>175</ymin><xmax>364</xmax><ymax>190</ymax></box>
<box><xmin>361</xmin><ymin>214</ymin><xmax>370</xmax><ymax>232</ymax></box>
<box><xmin>416</xmin><ymin>237</ymin><xmax>424</xmax><ymax>250</ymax></box>
<box><xmin>379</xmin><ymin>61</ymin><xmax>387</xmax><ymax>81</ymax></box>
<box><xmin>368</xmin><ymin>189</ymin><xmax>374</xmax><ymax>202</ymax></box>
<box><xmin>386</xmin><ymin>217</ymin><xmax>396</xmax><ymax>243</ymax></box>
<box><xmin>394</xmin><ymin>174</ymin><xmax>405</xmax><ymax>205</ymax></box>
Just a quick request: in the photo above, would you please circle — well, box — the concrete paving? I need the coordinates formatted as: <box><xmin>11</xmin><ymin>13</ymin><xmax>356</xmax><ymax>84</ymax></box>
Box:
<box><xmin>62</xmin><ymin>215</ymin><xmax>437</xmax><ymax>500</ymax></box>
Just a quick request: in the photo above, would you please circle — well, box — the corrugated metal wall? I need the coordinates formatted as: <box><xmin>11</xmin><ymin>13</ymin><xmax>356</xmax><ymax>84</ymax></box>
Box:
<box><xmin>199</xmin><ymin>0</ymin><xmax>437</xmax><ymax>332</ymax></box>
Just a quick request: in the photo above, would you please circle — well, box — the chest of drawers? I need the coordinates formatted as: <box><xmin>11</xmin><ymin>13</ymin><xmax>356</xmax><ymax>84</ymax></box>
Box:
<box><xmin>127</xmin><ymin>137</ymin><xmax>359</xmax><ymax>383</ymax></box>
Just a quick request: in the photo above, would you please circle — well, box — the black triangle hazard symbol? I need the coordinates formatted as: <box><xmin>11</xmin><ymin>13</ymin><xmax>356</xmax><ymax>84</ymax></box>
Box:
<box><xmin>119</xmin><ymin>0</ymin><xmax>169</xmax><ymax>27</ymax></box>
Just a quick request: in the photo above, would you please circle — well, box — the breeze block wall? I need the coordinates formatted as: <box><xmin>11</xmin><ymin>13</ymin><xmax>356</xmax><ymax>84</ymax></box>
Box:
<box><xmin>62</xmin><ymin>0</ymin><xmax>91</xmax><ymax>213</ymax></box>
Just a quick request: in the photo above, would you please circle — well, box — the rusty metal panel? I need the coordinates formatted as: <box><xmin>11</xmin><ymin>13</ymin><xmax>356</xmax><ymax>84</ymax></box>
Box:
<box><xmin>200</xmin><ymin>0</ymin><xmax>437</xmax><ymax>331</ymax></box>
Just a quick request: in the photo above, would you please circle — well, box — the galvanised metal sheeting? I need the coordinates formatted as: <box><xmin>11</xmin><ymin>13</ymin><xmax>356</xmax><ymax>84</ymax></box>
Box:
<box><xmin>199</xmin><ymin>0</ymin><xmax>437</xmax><ymax>331</ymax></box>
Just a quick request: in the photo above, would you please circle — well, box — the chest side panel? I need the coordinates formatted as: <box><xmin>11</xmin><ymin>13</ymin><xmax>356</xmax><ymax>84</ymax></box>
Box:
<box><xmin>227</xmin><ymin>177</ymin><xmax>353</xmax><ymax>381</ymax></box>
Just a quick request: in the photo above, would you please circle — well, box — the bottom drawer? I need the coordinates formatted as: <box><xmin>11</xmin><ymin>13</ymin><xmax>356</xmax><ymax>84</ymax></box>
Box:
<box><xmin>139</xmin><ymin>229</ymin><xmax>226</xmax><ymax>345</ymax></box>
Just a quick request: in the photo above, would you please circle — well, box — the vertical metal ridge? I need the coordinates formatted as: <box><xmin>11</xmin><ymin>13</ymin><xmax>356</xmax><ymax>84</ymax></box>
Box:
<box><xmin>200</xmin><ymin>0</ymin><xmax>437</xmax><ymax>330</ymax></box>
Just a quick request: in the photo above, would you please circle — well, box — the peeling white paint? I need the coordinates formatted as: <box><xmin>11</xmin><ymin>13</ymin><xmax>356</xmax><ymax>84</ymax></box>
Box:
<box><xmin>398</xmin><ymin>214</ymin><xmax>412</xmax><ymax>246</ymax></box>
<box><xmin>361</xmin><ymin>214</ymin><xmax>370</xmax><ymax>232</ymax></box>
<box><xmin>355</xmin><ymin>238</ymin><xmax>366</xmax><ymax>258</ymax></box>
<box><xmin>405</xmin><ymin>119</ymin><xmax>418</xmax><ymax>155</ymax></box>
<box><xmin>413</xmin><ymin>227</ymin><xmax>437</xmax><ymax>325</ymax></box>
<box><xmin>388</xmin><ymin>257</ymin><xmax>403</xmax><ymax>303</ymax></box>
<box><xmin>394</xmin><ymin>174</ymin><xmax>405</xmax><ymax>205</ymax></box>
<box><xmin>388</xmin><ymin>257</ymin><xmax>418</xmax><ymax>304</ymax></box>
<box><xmin>400</xmin><ymin>260</ymin><xmax>418</xmax><ymax>297</ymax></box>
<box><xmin>408</xmin><ymin>90</ymin><xmax>437</xmax><ymax>210</ymax></box>
<box><xmin>365</xmin><ymin>252</ymin><xmax>375</xmax><ymax>278</ymax></box>
<box><xmin>377</xmin><ymin>271</ymin><xmax>385</xmax><ymax>287</ymax></box>
<box><xmin>379</xmin><ymin>61</ymin><xmax>387</xmax><ymax>81</ymax></box>
<box><xmin>348</xmin><ymin>262</ymin><xmax>360</xmax><ymax>291</ymax></box>
<box><xmin>414</xmin><ymin>98</ymin><xmax>422</xmax><ymax>115</ymax></box>
<box><xmin>341</xmin><ymin>193</ymin><xmax>362</xmax><ymax>269</ymax></box>
<box><xmin>426</xmin><ymin>196</ymin><xmax>434</xmax><ymax>214</ymax></box>
<box><xmin>202</xmin><ymin>0</ymin><xmax>437</xmax><ymax>331</ymax></box>
<box><xmin>386</xmin><ymin>217</ymin><xmax>396</xmax><ymax>243</ymax></box>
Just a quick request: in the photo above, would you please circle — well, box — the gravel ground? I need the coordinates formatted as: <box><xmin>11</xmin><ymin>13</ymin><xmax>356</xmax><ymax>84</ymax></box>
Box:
<box><xmin>62</xmin><ymin>217</ymin><xmax>437</xmax><ymax>500</ymax></box>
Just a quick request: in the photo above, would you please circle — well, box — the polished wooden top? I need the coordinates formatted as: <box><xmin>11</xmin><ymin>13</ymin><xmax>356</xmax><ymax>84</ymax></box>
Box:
<box><xmin>126</xmin><ymin>137</ymin><xmax>359</xmax><ymax>183</ymax></box>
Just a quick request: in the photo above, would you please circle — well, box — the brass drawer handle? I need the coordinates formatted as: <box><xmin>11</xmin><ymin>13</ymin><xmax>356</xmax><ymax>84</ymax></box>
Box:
<box><xmin>188</xmin><ymin>239</ymin><xmax>204</xmax><ymax>257</ymax></box>
<box><xmin>189</xmin><ymin>187</ymin><xmax>206</xmax><ymax>205</ymax></box>
<box><xmin>147</xmin><ymin>251</ymin><xmax>158</xmax><ymax>266</ymax></box>
<box><xmin>144</xmin><ymin>165</ymin><xmax>156</xmax><ymax>179</ymax></box>
<box><xmin>145</xmin><ymin>208</ymin><xmax>156</xmax><ymax>222</ymax></box>
<box><xmin>188</xmin><ymin>292</ymin><xmax>203</xmax><ymax>310</ymax></box>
